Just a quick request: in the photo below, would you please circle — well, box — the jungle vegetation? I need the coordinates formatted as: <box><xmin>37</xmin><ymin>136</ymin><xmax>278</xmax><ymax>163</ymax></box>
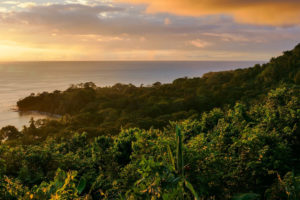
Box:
<box><xmin>0</xmin><ymin>44</ymin><xmax>300</xmax><ymax>199</ymax></box>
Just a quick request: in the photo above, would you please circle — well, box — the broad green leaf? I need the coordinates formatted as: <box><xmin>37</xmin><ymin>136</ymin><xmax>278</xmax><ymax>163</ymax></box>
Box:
<box><xmin>77</xmin><ymin>177</ymin><xmax>87</xmax><ymax>194</ymax></box>
<box><xmin>185</xmin><ymin>180</ymin><xmax>200</xmax><ymax>200</ymax></box>
<box><xmin>176</xmin><ymin>125</ymin><xmax>184</xmax><ymax>176</ymax></box>
<box><xmin>167</xmin><ymin>144</ymin><xmax>175</xmax><ymax>169</ymax></box>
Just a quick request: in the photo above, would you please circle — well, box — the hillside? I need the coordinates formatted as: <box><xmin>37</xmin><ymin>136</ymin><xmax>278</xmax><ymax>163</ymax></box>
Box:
<box><xmin>0</xmin><ymin>44</ymin><xmax>300</xmax><ymax>199</ymax></box>
<box><xmin>17</xmin><ymin>44</ymin><xmax>300</xmax><ymax>137</ymax></box>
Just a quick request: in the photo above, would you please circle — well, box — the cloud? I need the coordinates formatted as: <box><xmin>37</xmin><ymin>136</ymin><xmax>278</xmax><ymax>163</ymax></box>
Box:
<box><xmin>0</xmin><ymin>3</ymin><xmax>220</xmax><ymax>35</ymax></box>
<box><xmin>0</xmin><ymin>2</ymin><xmax>299</xmax><ymax>61</ymax></box>
<box><xmin>1</xmin><ymin>1</ymin><xmax>19</xmax><ymax>5</ymax></box>
<box><xmin>17</xmin><ymin>2</ymin><xmax>37</xmax><ymax>8</ymax></box>
<box><xmin>189</xmin><ymin>39</ymin><xmax>211</xmax><ymax>48</ymax></box>
<box><xmin>116</xmin><ymin>0</ymin><xmax>300</xmax><ymax>26</ymax></box>
<box><xmin>202</xmin><ymin>33</ymin><xmax>255</xmax><ymax>42</ymax></box>
<box><xmin>0</xmin><ymin>4</ymin><xmax>125</xmax><ymax>33</ymax></box>
<box><xmin>164</xmin><ymin>17</ymin><xmax>171</xmax><ymax>25</ymax></box>
<box><xmin>0</xmin><ymin>7</ymin><xmax>8</xmax><ymax>12</ymax></box>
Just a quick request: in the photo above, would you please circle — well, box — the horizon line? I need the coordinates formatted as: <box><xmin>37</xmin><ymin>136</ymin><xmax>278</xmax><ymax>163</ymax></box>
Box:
<box><xmin>0</xmin><ymin>60</ymin><xmax>267</xmax><ymax>63</ymax></box>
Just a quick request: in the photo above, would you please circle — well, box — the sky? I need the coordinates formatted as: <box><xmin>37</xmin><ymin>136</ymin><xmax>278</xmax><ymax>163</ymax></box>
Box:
<box><xmin>0</xmin><ymin>0</ymin><xmax>299</xmax><ymax>61</ymax></box>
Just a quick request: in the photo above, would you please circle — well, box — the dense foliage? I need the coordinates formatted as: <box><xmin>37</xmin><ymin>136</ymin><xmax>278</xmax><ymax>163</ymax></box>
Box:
<box><xmin>1</xmin><ymin>44</ymin><xmax>300</xmax><ymax>199</ymax></box>
<box><xmin>17</xmin><ymin>44</ymin><xmax>300</xmax><ymax>135</ymax></box>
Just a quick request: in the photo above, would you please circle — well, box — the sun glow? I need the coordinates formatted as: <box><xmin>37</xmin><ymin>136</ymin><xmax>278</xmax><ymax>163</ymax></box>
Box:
<box><xmin>0</xmin><ymin>0</ymin><xmax>299</xmax><ymax>61</ymax></box>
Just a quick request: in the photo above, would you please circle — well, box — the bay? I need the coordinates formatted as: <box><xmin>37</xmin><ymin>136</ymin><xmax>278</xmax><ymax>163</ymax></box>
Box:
<box><xmin>0</xmin><ymin>61</ymin><xmax>262</xmax><ymax>129</ymax></box>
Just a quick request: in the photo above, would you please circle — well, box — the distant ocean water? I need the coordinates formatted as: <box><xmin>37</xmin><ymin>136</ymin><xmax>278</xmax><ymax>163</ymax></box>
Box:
<box><xmin>0</xmin><ymin>61</ymin><xmax>263</xmax><ymax>129</ymax></box>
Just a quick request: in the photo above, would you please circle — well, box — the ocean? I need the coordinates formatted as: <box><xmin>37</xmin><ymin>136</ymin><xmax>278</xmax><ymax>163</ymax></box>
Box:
<box><xmin>0</xmin><ymin>61</ymin><xmax>262</xmax><ymax>129</ymax></box>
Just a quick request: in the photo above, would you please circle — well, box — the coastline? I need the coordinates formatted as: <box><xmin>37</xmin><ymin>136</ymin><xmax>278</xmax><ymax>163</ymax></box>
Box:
<box><xmin>11</xmin><ymin>106</ymin><xmax>61</xmax><ymax>119</ymax></box>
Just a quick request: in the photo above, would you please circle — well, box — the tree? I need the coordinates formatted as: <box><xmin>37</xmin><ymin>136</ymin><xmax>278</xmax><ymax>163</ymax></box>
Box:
<box><xmin>0</xmin><ymin>126</ymin><xmax>22</xmax><ymax>141</ymax></box>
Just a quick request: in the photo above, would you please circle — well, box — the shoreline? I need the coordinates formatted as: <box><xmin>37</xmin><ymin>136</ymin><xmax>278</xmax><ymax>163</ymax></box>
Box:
<box><xmin>11</xmin><ymin>107</ymin><xmax>62</xmax><ymax>119</ymax></box>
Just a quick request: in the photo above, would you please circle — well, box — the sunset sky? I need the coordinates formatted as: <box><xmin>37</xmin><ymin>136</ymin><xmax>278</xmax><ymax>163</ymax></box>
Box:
<box><xmin>0</xmin><ymin>0</ymin><xmax>300</xmax><ymax>61</ymax></box>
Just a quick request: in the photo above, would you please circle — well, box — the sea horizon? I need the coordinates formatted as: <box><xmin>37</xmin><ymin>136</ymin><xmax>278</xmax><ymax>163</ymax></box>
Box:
<box><xmin>0</xmin><ymin>60</ymin><xmax>264</xmax><ymax>129</ymax></box>
<box><xmin>0</xmin><ymin>60</ymin><xmax>266</xmax><ymax>63</ymax></box>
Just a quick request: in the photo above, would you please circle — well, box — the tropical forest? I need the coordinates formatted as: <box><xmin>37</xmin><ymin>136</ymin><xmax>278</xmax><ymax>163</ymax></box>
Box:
<box><xmin>1</xmin><ymin>44</ymin><xmax>300</xmax><ymax>200</ymax></box>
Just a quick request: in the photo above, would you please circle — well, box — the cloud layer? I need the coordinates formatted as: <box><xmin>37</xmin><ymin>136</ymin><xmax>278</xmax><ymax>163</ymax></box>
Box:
<box><xmin>117</xmin><ymin>0</ymin><xmax>300</xmax><ymax>26</ymax></box>
<box><xmin>0</xmin><ymin>1</ymin><xmax>300</xmax><ymax>60</ymax></box>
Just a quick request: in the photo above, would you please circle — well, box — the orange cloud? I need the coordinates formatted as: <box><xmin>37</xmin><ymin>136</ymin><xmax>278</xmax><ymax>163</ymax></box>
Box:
<box><xmin>116</xmin><ymin>0</ymin><xmax>300</xmax><ymax>26</ymax></box>
<box><xmin>189</xmin><ymin>39</ymin><xmax>211</xmax><ymax>48</ymax></box>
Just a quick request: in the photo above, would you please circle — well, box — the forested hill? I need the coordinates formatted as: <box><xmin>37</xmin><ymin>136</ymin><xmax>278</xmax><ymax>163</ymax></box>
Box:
<box><xmin>1</xmin><ymin>44</ymin><xmax>300</xmax><ymax>199</ymax></box>
<box><xmin>17</xmin><ymin>43</ymin><xmax>300</xmax><ymax>135</ymax></box>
